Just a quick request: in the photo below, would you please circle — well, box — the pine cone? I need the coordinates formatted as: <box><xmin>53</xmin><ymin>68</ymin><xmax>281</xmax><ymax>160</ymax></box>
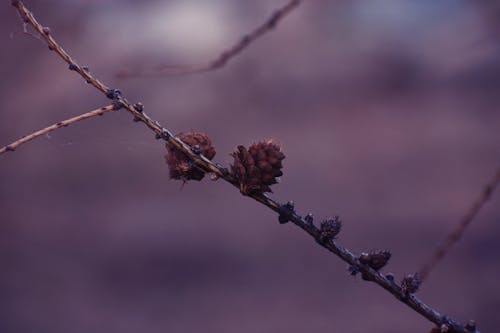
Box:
<box><xmin>230</xmin><ymin>139</ymin><xmax>285</xmax><ymax>195</ymax></box>
<box><xmin>165</xmin><ymin>130</ymin><xmax>216</xmax><ymax>181</ymax></box>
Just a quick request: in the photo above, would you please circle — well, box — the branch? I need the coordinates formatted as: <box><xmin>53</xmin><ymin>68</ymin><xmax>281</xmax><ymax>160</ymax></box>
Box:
<box><xmin>116</xmin><ymin>0</ymin><xmax>302</xmax><ymax>78</ymax></box>
<box><xmin>419</xmin><ymin>165</ymin><xmax>500</xmax><ymax>282</ymax></box>
<box><xmin>0</xmin><ymin>104</ymin><xmax>116</xmax><ymax>155</ymax></box>
<box><xmin>10</xmin><ymin>2</ymin><xmax>480</xmax><ymax>332</ymax></box>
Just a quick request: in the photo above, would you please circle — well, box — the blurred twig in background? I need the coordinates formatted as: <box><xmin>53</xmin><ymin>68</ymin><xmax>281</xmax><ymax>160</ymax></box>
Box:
<box><xmin>0</xmin><ymin>104</ymin><xmax>116</xmax><ymax>155</ymax></box>
<box><xmin>116</xmin><ymin>0</ymin><xmax>302</xmax><ymax>78</ymax></box>
<box><xmin>6</xmin><ymin>1</ymin><xmax>487</xmax><ymax>332</ymax></box>
<box><xmin>419</xmin><ymin>165</ymin><xmax>500</xmax><ymax>282</ymax></box>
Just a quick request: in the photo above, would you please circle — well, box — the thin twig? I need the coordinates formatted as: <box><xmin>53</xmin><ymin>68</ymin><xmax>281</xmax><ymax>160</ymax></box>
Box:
<box><xmin>9</xmin><ymin>5</ymin><xmax>43</xmax><ymax>42</ymax></box>
<box><xmin>419</xmin><ymin>166</ymin><xmax>500</xmax><ymax>282</ymax></box>
<box><xmin>116</xmin><ymin>0</ymin><xmax>302</xmax><ymax>78</ymax></box>
<box><xmin>10</xmin><ymin>2</ymin><xmax>480</xmax><ymax>332</ymax></box>
<box><xmin>0</xmin><ymin>104</ymin><xmax>116</xmax><ymax>155</ymax></box>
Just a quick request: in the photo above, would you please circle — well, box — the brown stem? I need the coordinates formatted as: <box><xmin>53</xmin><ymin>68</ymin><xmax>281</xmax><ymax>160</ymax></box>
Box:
<box><xmin>116</xmin><ymin>0</ymin><xmax>302</xmax><ymax>78</ymax></box>
<box><xmin>0</xmin><ymin>104</ymin><xmax>116</xmax><ymax>155</ymax></box>
<box><xmin>10</xmin><ymin>2</ymin><xmax>480</xmax><ymax>332</ymax></box>
<box><xmin>419</xmin><ymin>166</ymin><xmax>500</xmax><ymax>282</ymax></box>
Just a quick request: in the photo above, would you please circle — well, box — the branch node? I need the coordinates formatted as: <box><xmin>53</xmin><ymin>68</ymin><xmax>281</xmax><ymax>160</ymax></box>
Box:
<box><xmin>161</xmin><ymin>129</ymin><xmax>171</xmax><ymax>140</ymax></box>
<box><xmin>278</xmin><ymin>201</ymin><xmax>295</xmax><ymax>224</ymax></box>
<box><xmin>42</xmin><ymin>26</ymin><xmax>50</xmax><ymax>35</ymax></box>
<box><xmin>155</xmin><ymin>128</ymin><xmax>172</xmax><ymax>141</ymax></box>
<box><xmin>304</xmin><ymin>213</ymin><xmax>314</xmax><ymax>225</ymax></box>
<box><xmin>112</xmin><ymin>99</ymin><xmax>124</xmax><ymax>110</ymax></box>
<box><xmin>156</xmin><ymin>129</ymin><xmax>171</xmax><ymax>140</ymax></box>
<box><xmin>68</xmin><ymin>63</ymin><xmax>78</xmax><ymax>71</ymax></box>
<box><xmin>6</xmin><ymin>145</ymin><xmax>15</xmax><ymax>152</ymax></box>
<box><xmin>105</xmin><ymin>88</ymin><xmax>122</xmax><ymax>100</ymax></box>
<box><xmin>133</xmin><ymin>102</ymin><xmax>144</xmax><ymax>113</ymax></box>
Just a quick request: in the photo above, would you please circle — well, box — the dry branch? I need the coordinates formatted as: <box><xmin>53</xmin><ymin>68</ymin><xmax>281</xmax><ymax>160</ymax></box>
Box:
<box><xmin>419</xmin><ymin>165</ymin><xmax>500</xmax><ymax>282</ymax></box>
<box><xmin>116</xmin><ymin>0</ymin><xmax>302</xmax><ymax>78</ymax></box>
<box><xmin>9</xmin><ymin>1</ymin><xmax>482</xmax><ymax>332</ymax></box>
<box><xmin>0</xmin><ymin>104</ymin><xmax>116</xmax><ymax>155</ymax></box>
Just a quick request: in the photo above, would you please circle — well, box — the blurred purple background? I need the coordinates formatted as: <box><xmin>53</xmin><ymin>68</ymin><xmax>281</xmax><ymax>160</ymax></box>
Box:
<box><xmin>1</xmin><ymin>1</ymin><xmax>499</xmax><ymax>332</ymax></box>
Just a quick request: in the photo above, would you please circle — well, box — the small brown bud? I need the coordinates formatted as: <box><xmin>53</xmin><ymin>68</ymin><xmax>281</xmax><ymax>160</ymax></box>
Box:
<box><xmin>319</xmin><ymin>216</ymin><xmax>342</xmax><ymax>242</ymax></box>
<box><xmin>164</xmin><ymin>130</ymin><xmax>216</xmax><ymax>181</ymax></box>
<box><xmin>230</xmin><ymin>139</ymin><xmax>285</xmax><ymax>195</ymax></box>
<box><xmin>401</xmin><ymin>273</ymin><xmax>421</xmax><ymax>294</ymax></box>
<box><xmin>359</xmin><ymin>250</ymin><xmax>391</xmax><ymax>271</ymax></box>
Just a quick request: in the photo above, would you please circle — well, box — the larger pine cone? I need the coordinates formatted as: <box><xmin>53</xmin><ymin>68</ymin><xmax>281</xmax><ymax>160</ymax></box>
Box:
<box><xmin>230</xmin><ymin>139</ymin><xmax>285</xmax><ymax>195</ymax></box>
<box><xmin>165</xmin><ymin>130</ymin><xmax>216</xmax><ymax>181</ymax></box>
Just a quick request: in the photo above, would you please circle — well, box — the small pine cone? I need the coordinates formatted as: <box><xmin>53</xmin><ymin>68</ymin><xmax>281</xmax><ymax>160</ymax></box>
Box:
<box><xmin>319</xmin><ymin>216</ymin><xmax>342</xmax><ymax>242</ymax></box>
<box><xmin>230</xmin><ymin>139</ymin><xmax>285</xmax><ymax>195</ymax></box>
<box><xmin>359</xmin><ymin>250</ymin><xmax>392</xmax><ymax>271</ymax></box>
<box><xmin>165</xmin><ymin>130</ymin><xmax>216</xmax><ymax>181</ymax></box>
<box><xmin>401</xmin><ymin>273</ymin><xmax>421</xmax><ymax>294</ymax></box>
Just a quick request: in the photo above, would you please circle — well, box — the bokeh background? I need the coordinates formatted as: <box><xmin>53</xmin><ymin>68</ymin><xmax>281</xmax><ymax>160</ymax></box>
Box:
<box><xmin>1</xmin><ymin>1</ymin><xmax>499</xmax><ymax>332</ymax></box>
